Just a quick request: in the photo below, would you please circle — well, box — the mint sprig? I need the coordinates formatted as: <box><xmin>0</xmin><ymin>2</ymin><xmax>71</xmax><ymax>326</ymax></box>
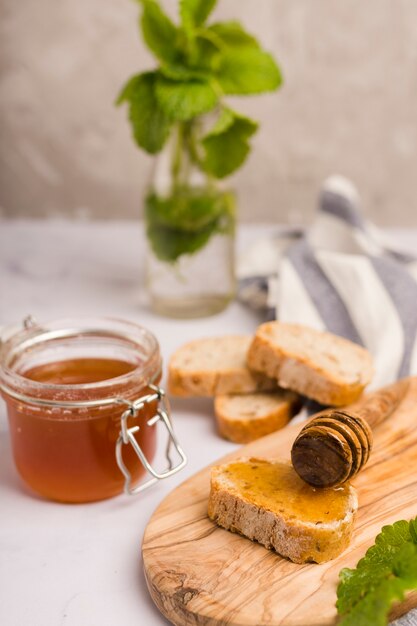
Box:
<box><xmin>117</xmin><ymin>0</ymin><xmax>282</xmax><ymax>178</ymax></box>
<box><xmin>337</xmin><ymin>517</ymin><xmax>417</xmax><ymax>626</ymax></box>
<box><xmin>118</xmin><ymin>0</ymin><xmax>282</xmax><ymax>263</ymax></box>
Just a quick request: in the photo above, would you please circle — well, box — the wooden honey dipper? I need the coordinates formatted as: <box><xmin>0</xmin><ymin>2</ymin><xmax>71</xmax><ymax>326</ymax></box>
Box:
<box><xmin>291</xmin><ymin>379</ymin><xmax>410</xmax><ymax>488</ymax></box>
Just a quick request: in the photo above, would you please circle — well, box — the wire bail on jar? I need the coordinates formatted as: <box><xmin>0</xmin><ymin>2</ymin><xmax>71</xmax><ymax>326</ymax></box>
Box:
<box><xmin>115</xmin><ymin>383</ymin><xmax>187</xmax><ymax>495</ymax></box>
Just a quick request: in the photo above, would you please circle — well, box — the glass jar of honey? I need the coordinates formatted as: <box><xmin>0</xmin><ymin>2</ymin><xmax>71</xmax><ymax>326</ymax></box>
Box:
<box><xmin>0</xmin><ymin>317</ymin><xmax>186</xmax><ymax>503</ymax></box>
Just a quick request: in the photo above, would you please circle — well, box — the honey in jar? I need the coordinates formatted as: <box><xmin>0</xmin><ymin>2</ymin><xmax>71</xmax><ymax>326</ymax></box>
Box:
<box><xmin>0</xmin><ymin>318</ymin><xmax>164</xmax><ymax>503</ymax></box>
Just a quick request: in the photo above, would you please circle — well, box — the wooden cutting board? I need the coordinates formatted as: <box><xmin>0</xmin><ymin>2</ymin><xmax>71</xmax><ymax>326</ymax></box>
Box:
<box><xmin>142</xmin><ymin>379</ymin><xmax>417</xmax><ymax>626</ymax></box>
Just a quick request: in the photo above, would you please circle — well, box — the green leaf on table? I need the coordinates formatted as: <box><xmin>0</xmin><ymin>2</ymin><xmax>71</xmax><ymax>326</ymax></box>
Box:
<box><xmin>216</xmin><ymin>47</ymin><xmax>282</xmax><ymax>95</ymax></box>
<box><xmin>201</xmin><ymin>107</ymin><xmax>258</xmax><ymax>178</ymax></box>
<box><xmin>336</xmin><ymin>517</ymin><xmax>417</xmax><ymax>626</ymax></box>
<box><xmin>208</xmin><ymin>21</ymin><xmax>260</xmax><ymax>50</ymax></box>
<box><xmin>116</xmin><ymin>72</ymin><xmax>171</xmax><ymax>154</ymax></box>
<box><xmin>139</xmin><ymin>0</ymin><xmax>179</xmax><ymax>64</ymax></box>
<box><xmin>338</xmin><ymin>575</ymin><xmax>414</xmax><ymax>626</ymax></box>
<box><xmin>337</xmin><ymin>519</ymin><xmax>412</xmax><ymax>615</ymax></box>
<box><xmin>180</xmin><ymin>0</ymin><xmax>217</xmax><ymax>30</ymax></box>
<box><xmin>155</xmin><ymin>75</ymin><xmax>218</xmax><ymax>121</ymax></box>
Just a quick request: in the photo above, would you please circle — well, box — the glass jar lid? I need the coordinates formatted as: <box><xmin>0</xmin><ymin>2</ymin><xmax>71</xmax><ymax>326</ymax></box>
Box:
<box><xmin>0</xmin><ymin>316</ymin><xmax>161</xmax><ymax>407</ymax></box>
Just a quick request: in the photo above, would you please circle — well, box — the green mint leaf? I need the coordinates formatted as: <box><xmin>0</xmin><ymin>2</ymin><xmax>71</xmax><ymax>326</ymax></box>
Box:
<box><xmin>145</xmin><ymin>188</ymin><xmax>235</xmax><ymax>262</ymax></box>
<box><xmin>337</xmin><ymin>517</ymin><xmax>417</xmax><ymax>626</ymax></box>
<box><xmin>180</xmin><ymin>0</ymin><xmax>217</xmax><ymax>30</ymax></box>
<box><xmin>201</xmin><ymin>108</ymin><xmax>258</xmax><ymax>178</ymax></box>
<box><xmin>117</xmin><ymin>72</ymin><xmax>171</xmax><ymax>154</ymax></box>
<box><xmin>339</xmin><ymin>577</ymin><xmax>411</xmax><ymax>626</ymax></box>
<box><xmin>208</xmin><ymin>21</ymin><xmax>260</xmax><ymax>49</ymax></box>
<box><xmin>146</xmin><ymin>187</ymin><xmax>232</xmax><ymax>231</ymax></box>
<box><xmin>139</xmin><ymin>0</ymin><xmax>179</xmax><ymax>64</ymax></box>
<box><xmin>337</xmin><ymin>519</ymin><xmax>412</xmax><ymax>615</ymax></box>
<box><xmin>216</xmin><ymin>48</ymin><xmax>282</xmax><ymax>95</ymax></box>
<box><xmin>155</xmin><ymin>75</ymin><xmax>218</xmax><ymax>121</ymax></box>
<box><xmin>393</xmin><ymin>542</ymin><xmax>417</xmax><ymax>580</ymax></box>
<box><xmin>146</xmin><ymin>222</ymin><xmax>215</xmax><ymax>262</ymax></box>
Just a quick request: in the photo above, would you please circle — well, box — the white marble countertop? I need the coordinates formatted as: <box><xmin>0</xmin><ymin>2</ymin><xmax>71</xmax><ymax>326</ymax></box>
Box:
<box><xmin>0</xmin><ymin>220</ymin><xmax>416</xmax><ymax>626</ymax></box>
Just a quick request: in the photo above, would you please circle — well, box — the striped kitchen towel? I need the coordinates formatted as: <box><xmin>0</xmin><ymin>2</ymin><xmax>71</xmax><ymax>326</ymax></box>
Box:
<box><xmin>238</xmin><ymin>176</ymin><xmax>417</xmax><ymax>388</ymax></box>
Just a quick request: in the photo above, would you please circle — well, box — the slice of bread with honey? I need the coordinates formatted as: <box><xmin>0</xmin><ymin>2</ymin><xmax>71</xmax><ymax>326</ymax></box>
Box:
<box><xmin>168</xmin><ymin>336</ymin><xmax>276</xmax><ymax>397</ymax></box>
<box><xmin>214</xmin><ymin>391</ymin><xmax>302</xmax><ymax>443</ymax></box>
<box><xmin>247</xmin><ymin>322</ymin><xmax>374</xmax><ymax>406</ymax></box>
<box><xmin>208</xmin><ymin>457</ymin><xmax>358</xmax><ymax>564</ymax></box>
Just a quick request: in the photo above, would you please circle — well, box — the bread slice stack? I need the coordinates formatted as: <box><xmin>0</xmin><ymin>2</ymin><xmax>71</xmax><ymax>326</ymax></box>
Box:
<box><xmin>168</xmin><ymin>334</ymin><xmax>301</xmax><ymax>442</ymax></box>
<box><xmin>168</xmin><ymin>322</ymin><xmax>373</xmax><ymax>442</ymax></box>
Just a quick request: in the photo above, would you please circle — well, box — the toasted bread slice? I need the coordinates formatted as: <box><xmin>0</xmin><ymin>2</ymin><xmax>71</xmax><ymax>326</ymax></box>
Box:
<box><xmin>214</xmin><ymin>391</ymin><xmax>302</xmax><ymax>443</ymax></box>
<box><xmin>208</xmin><ymin>457</ymin><xmax>357</xmax><ymax>564</ymax></box>
<box><xmin>247</xmin><ymin>322</ymin><xmax>373</xmax><ymax>406</ymax></box>
<box><xmin>168</xmin><ymin>336</ymin><xmax>276</xmax><ymax>397</ymax></box>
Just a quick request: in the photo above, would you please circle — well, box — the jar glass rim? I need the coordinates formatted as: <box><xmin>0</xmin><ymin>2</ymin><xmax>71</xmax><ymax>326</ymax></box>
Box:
<box><xmin>0</xmin><ymin>316</ymin><xmax>161</xmax><ymax>398</ymax></box>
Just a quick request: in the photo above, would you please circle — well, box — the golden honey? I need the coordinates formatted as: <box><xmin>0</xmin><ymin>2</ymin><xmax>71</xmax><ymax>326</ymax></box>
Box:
<box><xmin>223</xmin><ymin>459</ymin><xmax>352</xmax><ymax>523</ymax></box>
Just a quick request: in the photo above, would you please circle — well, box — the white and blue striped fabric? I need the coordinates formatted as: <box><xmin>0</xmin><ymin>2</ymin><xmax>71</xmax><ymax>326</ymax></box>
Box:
<box><xmin>238</xmin><ymin>176</ymin><xmax>417</xmax><ymax>388</ymax></box>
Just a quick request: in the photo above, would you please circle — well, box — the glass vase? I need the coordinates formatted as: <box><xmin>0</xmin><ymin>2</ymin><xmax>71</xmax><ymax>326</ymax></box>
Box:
<box><xmin>144</xmin><ymin>118</ymin><xmax>236</xmax><ymax>318</ymax></box>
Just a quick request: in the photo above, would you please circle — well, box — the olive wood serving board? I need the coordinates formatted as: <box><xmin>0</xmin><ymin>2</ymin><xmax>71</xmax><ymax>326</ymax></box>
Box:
<box><xmin>142</xmin><ymin>379</ymin><xmax>417</xmax><ymax>626</ymax></box>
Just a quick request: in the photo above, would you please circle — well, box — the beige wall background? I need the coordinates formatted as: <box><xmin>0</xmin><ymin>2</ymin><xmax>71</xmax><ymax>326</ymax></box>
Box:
<box><xmin>1</xmin><ymin>0</ymin><xmax>417</xmax><ymax>226</ymax></box>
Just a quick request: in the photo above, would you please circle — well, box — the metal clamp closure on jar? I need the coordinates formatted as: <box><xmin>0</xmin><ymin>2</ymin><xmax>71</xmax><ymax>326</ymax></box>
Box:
<box><xmin>115</xmin><ymin>383</ymin><xmax>186</xmax><ymax>494</ymax></box>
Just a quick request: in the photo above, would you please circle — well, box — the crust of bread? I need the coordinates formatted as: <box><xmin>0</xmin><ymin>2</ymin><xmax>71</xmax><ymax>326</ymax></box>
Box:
<box><xmin>247</xmin><ymin>322</ymin><xmax>374</xmax><ymax>406</ymax></box>
<box><xmin>168</xmin><ymin>336</ymin><xmax>276</xmax><ymax>397</ymax></box>
<box><xmin>214</xmin><ymin>391</ymin><xmax>301</xmax><ymax>443</ymax></box>
<box><xmin>208</xmin><ymin>458</ymin><xmax>358</xmax><ymax>564</ymax></box>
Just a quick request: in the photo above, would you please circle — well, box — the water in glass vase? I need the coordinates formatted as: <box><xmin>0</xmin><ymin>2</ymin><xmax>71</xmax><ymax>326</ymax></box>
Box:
<box><xmin>144</xmin><ymin>119</ymin><xmax>236</xmax><ymax>318</ymax></box>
